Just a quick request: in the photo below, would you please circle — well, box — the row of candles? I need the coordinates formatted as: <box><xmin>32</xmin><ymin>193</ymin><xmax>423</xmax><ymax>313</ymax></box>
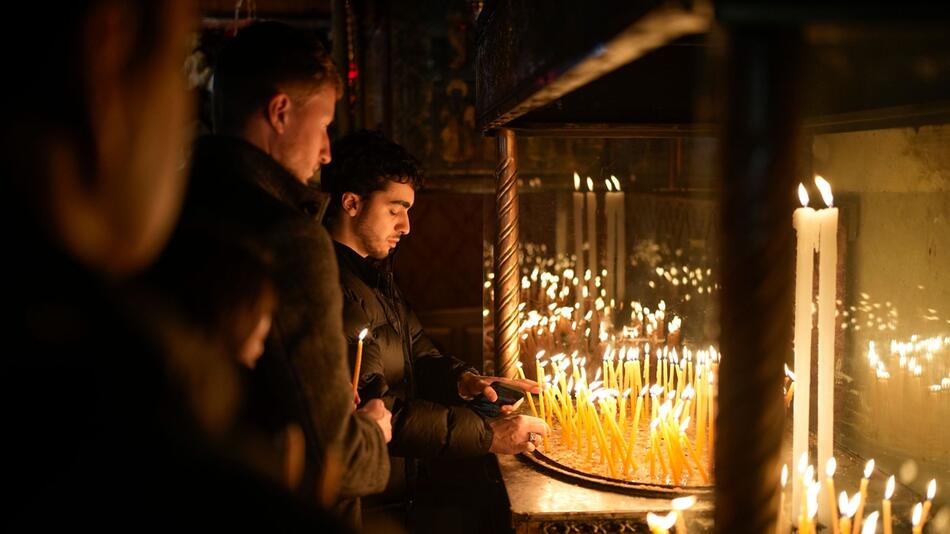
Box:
<box><xmin>867</xmin><ymin>335</ymin><xmax>950</xmax><ymax>392</ymax></box>
<box><xmin>779</xmin><ymin>454</ymin><xmax>938</xmax><ymax>534</ymax></box>
<box><xmin>516</xmin><ymin>343</ymin><xmax>718</xmax><ymax>486</ymax></box>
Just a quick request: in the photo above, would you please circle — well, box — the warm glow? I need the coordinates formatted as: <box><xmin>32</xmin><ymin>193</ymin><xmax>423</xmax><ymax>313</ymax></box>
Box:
<box><xmin>839</xmin><ymin>491</ymin><xmax>850</xmax><ymax>514</ymax></box>
<box><xmin>574</xmin><ymin>172</ymin><xmax>580</xmax><ymax>191</ymax></box>
<box><xmin>912</xmin><ymin>502</ymin><xmax>923</xmax><ymax>526</ymax></box>
<box><xmin>671</xmin><ymin>495</ymin><xmax>697</xmax><ymax>511</ymax></box>
<box><xmin>781</xmin><ymin>464</ymin><xmax>788</xmax><ymax>487</ymax></box>
<box><xmin>846</xmin><ymin>492</ymin><xmax>861</xmax><ymax>518</ymax></box>
<box><xmin>798</xmin><ymin>452</ymin><xmax>809</xmax><ymax>474</ymax></box>
<box><xmin>885</xmin><ymin>475</ymin><xmax>895</xmax><ymax>500</ymax></box>
<box><xmin>785</xmin><ymin>364</ymin><xmax>796</xmax><ymax>380</ymax></box>
<box><xmin>927</xmin><ymin>479</ymin><xmax>937</xmax><ymax>500</ymax></box>
<box><xmin>864</xmin><ymin>459</ymin><xmax>875</xmax><ymax>479</ymax></box>
<box><xmin>861</xmin><ymin>511</ymin><xmax>879</xmax><ymax>534</ymax></box>
<box><xmin>680</xmin><ymin>417</ymin><xmax>691</xmax><ymax>433</ymax></box>
<box><xmin>586</xmin><ymin>176</ymin><xmax>594</xmax><ymax>192</ymax></box>
<box><xmin>358</xmin><ymin>328</ymin><xmax>369</xmax><ymax>341</ymax></box>
<box><xmin>814</xmin><ymin>175</ymin><xmax>834</xmax><ymax>207</ymax></box>
<box><xmin>536</xmin><ymin>350</ymin><xmax>546</xmax><ymax>361</ymax></box>
<box><xmin>605</xmin><ymin>179</ymin><xmax>613</xmax><ymax>192</ymax></box>
<box><xmin>647</xmin><ymin>512</ymin><xmax>677</xmax><ymax>530</ymax></box>
<box><xmin>826</xmin><ymin>457</ymin><xmax>837</xmax><ymax>478</ymax></box>
<box><xmin>798</xmin><ymin>183</ymin><xmax>809</xmax><ymax>207</ymax></box>
<box><xmin>611</xmin><ymin>175</ymin><xmax>621</xmax><ymax>191</ymax></box>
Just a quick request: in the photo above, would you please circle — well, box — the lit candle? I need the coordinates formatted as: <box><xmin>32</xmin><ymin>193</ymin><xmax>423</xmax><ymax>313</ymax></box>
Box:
<box><xmin>792</xmin><ymin>182</ymin><xmax>819</xmax><ymax>518</ymax></box>
<box><xmin>776</xmin><ymin>464</ymin><xmax>789</xmax><ymax>534</ymax></box>
<box><xmin>671</xmin><ymin>495</ymin><xmax>697</xmax><ymax>534</ymax></box>
<box><xmin>860</xmin><ymin>511</ymin><xmax>879</xmax><ymax>534</ymax></box>
<box><xmin>911</xmin><ymin>502</ymin><xmax>923</xmax><ymax>534</ymax></box>
<box><xmin>605</xmin><ymin>179</ymin><xmax>617</xmax><ymax>304</ymax></box>
<box><xmin>852</xmin><ymin>459</ymin><xmax>874</xmax><ymax>534</ymax></box>
<box><xmin>515</xmin><ymin>361</ymin><xmax>538</xmax><ymax>417</ymax></box>
<box><xmin>573</xmin><ymin>173</ymin><xmax>586</xmax><ymax>316</ymax></box>
<box><xmin>921</xmin><ymin>479</ymin><xmax>936</xmax><ymax>530</ymax></box>
<box><xmin>646</xmin><ymin>511</ymin><xmax>677</xmax><ymax>534</ymax></box>
<box><xmin>825</xmin><ymin>457</ymin><xmax>840</xmax><ymax>534</ymax></box>
<box><xmin>585</xmin><ymin>177</ymin><xmax>598</xmax><ymax>286</ymax></box>
<box><xmin>352</xmin><ymin>328</ymin><xmax>369</xmax><ymax>396</ymax></box>
<box><xmin>882</xmin><ymin>475</ymin><xmax>894</xmax><ymax>534</ymax></box>
<box><xmin>815</xmin><ymin>175</ymin><xmax>839</xmax><ymax>528</ymax></box>
<box><xmin>612</xmin><ymin>175</ymin><xmax>626</xmax><ymax>305</ymax></box>
<box><xmin>842</xmin><ymin>491</ymin><xmax>861</xmax><ymax>534</ymax></box>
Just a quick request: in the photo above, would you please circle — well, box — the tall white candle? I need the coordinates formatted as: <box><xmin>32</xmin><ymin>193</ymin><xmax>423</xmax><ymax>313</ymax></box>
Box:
<box><xmin>815</xmin><ymin>175</ymin><xmax>839</xmax><ymax>526</ymax></box>
<box><xmin>605</xmin><ymin>179</ymin><xmax>617</xmax><ymax>307</ymax></box>
<box><xmin>586</xmin><ymin>176</ymin><xmax>598</xmax><ymax>291</ymax></box>
<box><xmin>556</xmin><ymin>191</ymin><xmax>568</xmax><ymax>259</ymax></box>
<box><xmin>792</xmin><ymin>183</ymin><xmax>819</xmax><ymax>519</ymax></box>
<box><xmin>612</xmin><ymin>175</ymin><xmax>626</xmax><ymax>306</ymax></box>
<box><xmin>573</xmin><ymin>173</ymin><xmax>586</xmax><ymax>316</ymax></box>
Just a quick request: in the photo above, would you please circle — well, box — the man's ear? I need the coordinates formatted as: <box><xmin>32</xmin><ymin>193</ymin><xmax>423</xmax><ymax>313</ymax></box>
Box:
<box><xmin>341</xmin><ymin>191</ymin><xmax>362</xmax><ymax>217</ymax></box>
<box><xmin>266</xmin><ymin>93</ymin><xmax>293</xmax><ymax>134</ymax></box>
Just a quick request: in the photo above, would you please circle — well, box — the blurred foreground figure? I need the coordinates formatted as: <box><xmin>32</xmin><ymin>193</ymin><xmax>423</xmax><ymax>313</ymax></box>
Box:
<box><xmin>0</xmin><ymin>2</ymin><xmax>341</xmax><ymax>530</ymax></box>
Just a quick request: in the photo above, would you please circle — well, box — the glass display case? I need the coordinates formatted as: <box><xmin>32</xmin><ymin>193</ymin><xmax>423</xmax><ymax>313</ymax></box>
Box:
<box><xmin>475</xmin><ymin>1</ymin><xmax>950</xmax><ymax>532</ymax></box>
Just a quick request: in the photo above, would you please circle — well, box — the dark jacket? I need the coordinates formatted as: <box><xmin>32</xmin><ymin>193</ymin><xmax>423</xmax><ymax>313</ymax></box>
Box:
<box><xmin>178</xmin><ymin>136</ymin><xmax>389</xmax><ymax>525</ymax></box>
<box><xmin>2</xmin><ymin>218</ymin><xmax>344</xmax><ymax>530</ymax></box>
<box><xmin>333</xmin><ymin>241</ymin><xmax>493</xmax><ymax>461</ymax></box>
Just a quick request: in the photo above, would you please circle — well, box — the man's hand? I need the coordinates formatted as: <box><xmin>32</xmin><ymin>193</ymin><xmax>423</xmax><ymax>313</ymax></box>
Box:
<box><xmin>458</xmin><ymin>372</ymin><xmax>540</xmax><ymax>414</ymax></box>
<box><xmin>489</xmin><ymin>415</ymin><xmax>548</xmax><ymax>454</ymax></box>
<box><xmin>357</xmin><ymin>398</ymin><xmax>392</xmax><ymax>443</ymax></box>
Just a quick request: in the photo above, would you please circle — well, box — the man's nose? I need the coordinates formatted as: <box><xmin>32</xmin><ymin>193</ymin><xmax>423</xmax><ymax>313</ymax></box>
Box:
<box><xmin>319</xmin><ymin>138</ymin><xmax>332</xmax><ymax>165</ymax></box>
<box><xmin>397</xmin><ymin>212</ymin><xmax>410</xmax><ymax>235</ymax></box>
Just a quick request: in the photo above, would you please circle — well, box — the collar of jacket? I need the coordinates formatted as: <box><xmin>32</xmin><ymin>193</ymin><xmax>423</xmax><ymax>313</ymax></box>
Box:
<box><xmin>332</xmin><ymin>240</ymin><xmax>396</xmax><ymax>288</ymax></box>
<box><xmin>190</xmin><ymin>135</ymin><xmax>329</xmax><ymax>220</ymax></box>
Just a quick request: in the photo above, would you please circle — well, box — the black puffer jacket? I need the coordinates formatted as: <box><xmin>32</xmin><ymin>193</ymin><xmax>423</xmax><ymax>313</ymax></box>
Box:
<box><xmin>334</xmin><ymin>241</ymin><xmax>493</xmax><ymax>459</ymax></box>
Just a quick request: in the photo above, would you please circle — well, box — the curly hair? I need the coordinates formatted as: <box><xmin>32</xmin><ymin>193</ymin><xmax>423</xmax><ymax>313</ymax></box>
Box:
<box><xmin>320</xmin><ymin>129</ymin><xmax>425</xmax><ymax>224</ymax></box>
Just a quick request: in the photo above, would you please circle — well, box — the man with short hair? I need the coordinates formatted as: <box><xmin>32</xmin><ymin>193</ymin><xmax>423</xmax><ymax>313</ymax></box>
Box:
<box><xmin>321</xmin><ymin>130</ymin><xmax>547</xmax><ymax>522</ymax></box>
<box><xmin>176</xmin><ymin>22</ymin><xmax>390</xmax><ymax>527</ymax></box>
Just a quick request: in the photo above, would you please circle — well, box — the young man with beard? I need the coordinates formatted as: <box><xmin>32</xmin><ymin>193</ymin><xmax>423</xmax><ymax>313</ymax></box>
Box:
<box><xmin>321</xmin><ymin>130</ymin><xmax>547</xmax><ymax>525</ymax></box>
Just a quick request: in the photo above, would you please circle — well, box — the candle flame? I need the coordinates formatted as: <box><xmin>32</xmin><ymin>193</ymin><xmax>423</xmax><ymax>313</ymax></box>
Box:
<box><xmin>574</xmin><ymin>172</ymin><xmax>580</xmax><ymax>191</ymax></box>
<box><xmin>839</xmin><ymin>491</ymin><xmax>850</xmax><ymax>514</ymax></box>
<box><xmin>861</xmin><ymin>511</ymin><xmax>879</xmax><ymax>534</ymax></box>
<box><xmin>358</xmin><ymin>328</ymin><xmax>369</xmax><ymax>340</ymax></box>
<box><xmin>864</xmin><ymin>459</ymin><xmax>875</xmax><ymax>479</ymax></box>
<box><xmin>847</xmin><ymin>492</ymin><xmax>861</xmax><ymax>518</ymax></box>
<box><xmin>814</xmin><ymin>175</ymin><xmax>834</xmax><ymax>207</ymax></box>
<box><xmin>798</xmin><ymin>183</ymin><xmax>809</xmax><ymax>207</ymax></box>
<box><xmin>679</xmin><ymin>416</ymin><xmax>690</xmax><ymax>433</ymax></box>
<box><xmin>826</xmin><ymin>457</ymin><xmax>837</xmax><ymax>478</ymax></box>
<box><xmin>611</xmin><ymin>175</ymin><xmax>621</xmax><ymax>191</ymax></box>
<box><xmin>605</xmin><ymin>179</ymin><xmax>613</xmax><ymax>192</ymax></box>
<box><xmin>784</xmin><ymin>364</ymin><xmax>796</xmax><ymax>380</ymax></box>
<box><xmin>671</xmin><ymin>495</ymin><xmax>697</xmax><ymax>511</ymax></box>
<box><xmin>798</xmin><ymin>452</ymin><xmax>809</xmax><ymax>474</ymax></box>
<box><xmin>885</xmin><ymin>475</ymin><xmax>895</xmax><ymax>499</ymax></box>
<box><xmin>781</xmin><ymin>464</ymin><xmax>788</xmax><ymax>487</ymax></box>
<box><xmin>912</xmin><ymin>502</ymin><xmax>922</xmax><ymax>526</ymax></box>
<box><xmin>646</xmin><ymin>512</ymin><xmax>677</xmax><ymax>530</ymax></box>
<box><xmin>927</xmin><ymin>478</ymin><xmax>936</xmax><ymax>500</ymax></box>
<box><xmin>586</xmin><ymin>176</ymin><xmax>594</xmax><ymax>192</ymax></box>
<box><xmin>536</xmin><ymin>350</ymin><xmax>546</xmax><ymax>360</ymax></box>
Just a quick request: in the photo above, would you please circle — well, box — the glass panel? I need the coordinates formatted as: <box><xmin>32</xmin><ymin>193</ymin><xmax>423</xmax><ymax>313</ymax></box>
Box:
<box><xmin>484</xmin><ymin>135</ymin><xmax>720</xmax><ymax>488</ymax></box>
